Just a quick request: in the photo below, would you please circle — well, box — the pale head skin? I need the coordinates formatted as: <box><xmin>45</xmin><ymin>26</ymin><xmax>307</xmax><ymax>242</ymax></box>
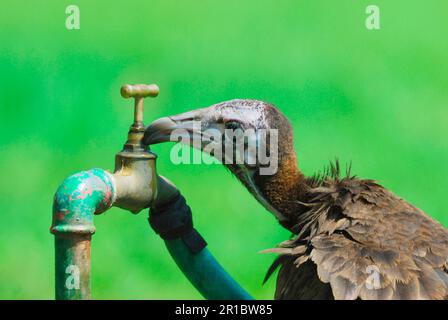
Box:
<box><xmin>144</xmin><ymin>99</ymin><xmax>304</xmax><ymax>222</ymax></box>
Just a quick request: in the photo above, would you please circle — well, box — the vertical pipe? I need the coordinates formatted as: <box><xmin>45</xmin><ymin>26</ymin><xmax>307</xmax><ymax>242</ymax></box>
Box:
<box><xmin>51</xmin><ymin>169</ymin><xmax>115</xmax><ymax>300</ymax></box>
<box><xmin>54</xmin><ymin>234</ymin><xmax>92</xmax><ymax>300</ymax></box>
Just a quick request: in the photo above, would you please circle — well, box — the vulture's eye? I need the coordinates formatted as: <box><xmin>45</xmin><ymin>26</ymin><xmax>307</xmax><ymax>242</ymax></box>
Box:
<box><xmin>224</xmin><ymin>121</ymin><xmax>241</xmax><ymax>130</ymax></box>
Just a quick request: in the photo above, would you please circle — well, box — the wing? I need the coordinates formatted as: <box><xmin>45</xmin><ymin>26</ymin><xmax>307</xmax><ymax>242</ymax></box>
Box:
<box><xmin>271</xmin><ymin>179</ymin><xmax>448</xmax><ymax>300</ymax></box>
<box><xmin>274</xmin><ymin>256</ymin><xmax>333</xmax><ymax>299</ymax></box>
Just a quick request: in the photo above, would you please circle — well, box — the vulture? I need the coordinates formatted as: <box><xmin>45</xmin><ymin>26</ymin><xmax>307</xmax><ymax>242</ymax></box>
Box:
<box><xmin>144</xmin><ymin>99</ymin><xmax>448</xmax><ymax>300</ymax></box>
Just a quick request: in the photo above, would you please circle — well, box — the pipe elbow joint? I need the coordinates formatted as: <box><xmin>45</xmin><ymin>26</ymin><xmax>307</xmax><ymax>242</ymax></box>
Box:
<box><xmin>51</xmin><ymin>169</ymin><xmax>116</xmax><ymax>235</ymax></box>
<box><xmin>51</xmin><ymin>150</ymin><xmax>159</xmax><ymax>236</ymax></box>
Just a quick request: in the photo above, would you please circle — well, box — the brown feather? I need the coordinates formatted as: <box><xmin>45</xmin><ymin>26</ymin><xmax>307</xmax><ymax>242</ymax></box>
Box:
<box><xmin>263</xmin><ymin>163</ymin><xmax>448</xmax><ymax>300</ymax></box>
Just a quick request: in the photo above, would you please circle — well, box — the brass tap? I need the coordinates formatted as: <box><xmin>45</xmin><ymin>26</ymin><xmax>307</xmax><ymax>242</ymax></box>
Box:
<box><xmin>110</xmin><ymin>84</ymin><xmax>160</xmax><ymax>213</ymax></box>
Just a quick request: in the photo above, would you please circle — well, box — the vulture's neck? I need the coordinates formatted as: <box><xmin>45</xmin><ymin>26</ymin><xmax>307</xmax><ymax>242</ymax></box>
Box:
<box><xmin>253</xmin><ymin>152</ymin><xmax>307</xmax><ymax>225</ymax></box>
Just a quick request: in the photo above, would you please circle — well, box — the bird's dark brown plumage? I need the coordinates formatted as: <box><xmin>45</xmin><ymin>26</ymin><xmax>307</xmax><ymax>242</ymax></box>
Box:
<box><xmin>265</xmin><ymin>163</ymin><xmax>448</xmax><ymax>299</ymax></box>
<box><xmin>144</xmin><ymin>99</ymin><xmax>448</xmax><ymax>300</ymax></box>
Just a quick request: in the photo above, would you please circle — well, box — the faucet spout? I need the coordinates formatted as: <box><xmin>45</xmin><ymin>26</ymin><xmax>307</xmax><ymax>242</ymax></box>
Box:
<box><xmin>111</xmin><ymin>150</ymin><xmax>157</xmax><ymax>213</ymax></box>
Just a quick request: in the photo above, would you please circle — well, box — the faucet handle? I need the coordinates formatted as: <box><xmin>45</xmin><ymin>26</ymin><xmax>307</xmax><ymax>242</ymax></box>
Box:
<box><xmin>120</xmin><ymin>84</ymin><xmax>159</xmax><ymax>99</ymax></box>
<box><xmin>120</xmin><ymin>84</ymin><xmax>159</xmax><ymax>130</ymax></box>
<box><xmin>120</xmin><ymin>84</ymin><xmax>159</xmax><ymax>152</ymax></box>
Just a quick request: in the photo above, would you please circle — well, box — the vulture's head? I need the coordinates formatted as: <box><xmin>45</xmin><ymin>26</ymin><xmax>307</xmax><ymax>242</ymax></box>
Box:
<box><xmin>144</xmin><ymin>99</ymin><xmax>302</xmax><ymax>221</ymax></box>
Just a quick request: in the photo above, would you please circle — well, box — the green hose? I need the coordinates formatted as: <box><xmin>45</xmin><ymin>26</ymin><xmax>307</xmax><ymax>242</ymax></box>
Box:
<box><xmin>165</xmin><ymin>239</ymin><xmax>253</xmax><ymax>300</ymax></box>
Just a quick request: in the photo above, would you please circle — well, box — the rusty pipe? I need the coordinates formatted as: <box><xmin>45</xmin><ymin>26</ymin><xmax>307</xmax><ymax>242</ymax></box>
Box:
<box><xmin>51</xmin><ymin>83</ymin><xmax>252</xmax><ymax>300</ymax></box>
<box><xmin>51</xmin><ymin>152</ymin><xmax>158</xmax><ymax>299</ymax></box>
<box><xmin>51</xmin><ymin>84</ymin><xmax>159</xmax><ymax>300</ymax></box>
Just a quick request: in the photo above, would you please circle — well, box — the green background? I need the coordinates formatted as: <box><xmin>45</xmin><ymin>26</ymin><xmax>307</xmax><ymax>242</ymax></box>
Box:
<box><xmin>0</xmin><ymin>0</ymin><xmax>447</xmax><ymax>299</ymax></box>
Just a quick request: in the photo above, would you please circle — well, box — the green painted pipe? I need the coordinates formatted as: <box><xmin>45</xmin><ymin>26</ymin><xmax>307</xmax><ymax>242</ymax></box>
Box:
<box><xmin>165</xmin><ymin>239</ymin><xmax>253</xmax><ymax>300</ymax></box>
<box><xmin>51</xmin><ymin>83</ymin><xmax>252</xmax><ymax>299</ymax></box>
<box><xmin>52</xmin><ymin>169</ymin><xmax>252</xmax><ymax>300</ymax></box>
<box><xmin>51</xmin><ymin>169</ymin><xmax>115</xmax><ymax>300</ymax></box>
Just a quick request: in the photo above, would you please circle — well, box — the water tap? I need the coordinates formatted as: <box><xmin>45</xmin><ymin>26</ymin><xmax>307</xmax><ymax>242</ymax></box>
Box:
<box><xmin>111</xmin><ymin>84</ymin><xmax>160</xmax><ymax>213</ymax></box>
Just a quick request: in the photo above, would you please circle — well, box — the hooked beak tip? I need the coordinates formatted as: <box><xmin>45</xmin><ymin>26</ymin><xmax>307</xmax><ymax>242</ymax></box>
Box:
<box><xmin>143</xmin><ymin>108</ymin><xmax>207</xmax><ymax>146</ymax></box>
<box><xmin>143</xmin><ymin>117</ymin><xmax>177</xmax><ymax>145</ymax></box>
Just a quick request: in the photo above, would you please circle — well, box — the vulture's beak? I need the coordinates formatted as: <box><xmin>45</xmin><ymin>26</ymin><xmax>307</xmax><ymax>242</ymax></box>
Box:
<box><xmin>143</xmin><ymin>108</ymin><xmax>207</xmax><ymax>145</ymax></box>
<box><xmin>143</xmin><ymin>117</ymin><xmax>177</xmax><ymax>145</ymax></box>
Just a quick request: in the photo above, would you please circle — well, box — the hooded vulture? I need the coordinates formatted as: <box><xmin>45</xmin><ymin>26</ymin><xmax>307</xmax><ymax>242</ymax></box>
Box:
<box><xmin>144</xmin><ymin>99</ymin><xmax>448</xmax><ymax>300</ymax></box>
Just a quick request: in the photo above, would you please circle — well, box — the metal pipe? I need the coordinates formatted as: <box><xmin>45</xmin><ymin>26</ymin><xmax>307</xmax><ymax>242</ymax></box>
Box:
<box><xmin>51</xmin><ymin>84</ymin><xmax>159</xmax><ymax>300</ymax></box>
<box><xmin>51</xmin><ymin>83</ymin><xmax>254</xmax><ymax>300</ymax></box>
<box><xmin>52</xmin><ymin>168</ymin><xmax>253</xmax><ymax>300</ymax></box>
<box><xmin>51</xmin><ymin>169</ymin><xmax>115</xmax><ymax>299</ymax></box>
<box><xmin>54</xmin><ymin>234</ymin><xmax>92</xmax><ymax>299</ymax></box>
